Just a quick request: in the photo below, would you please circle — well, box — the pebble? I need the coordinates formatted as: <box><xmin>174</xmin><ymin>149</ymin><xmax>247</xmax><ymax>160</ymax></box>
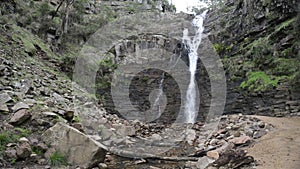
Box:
<box><xmin>19</xmin><ymin>137</ymin><xmax>29</xmax><ymax>142</ymax></box>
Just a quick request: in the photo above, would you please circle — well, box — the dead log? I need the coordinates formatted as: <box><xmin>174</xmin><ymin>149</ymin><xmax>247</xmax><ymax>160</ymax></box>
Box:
<box><xmin>109</xmin><ymin>147</ymin><xmax>199</xmax><ymax>161</ymax></box>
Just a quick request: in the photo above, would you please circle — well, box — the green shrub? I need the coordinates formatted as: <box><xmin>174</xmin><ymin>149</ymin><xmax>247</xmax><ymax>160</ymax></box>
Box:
<box><xmin>0</xmin><ymin>131</ymin><xmax>19</xmax><ymax>152</ymax></box>
<box><xmin>240</xmin><ymin>71</ymin><xmax>281</xmax><ymax>92</ymax></box>
<box><xmin>49</xmin><ymin>151</ymin><xmax>67</xmax><ymax>166</ymax></box>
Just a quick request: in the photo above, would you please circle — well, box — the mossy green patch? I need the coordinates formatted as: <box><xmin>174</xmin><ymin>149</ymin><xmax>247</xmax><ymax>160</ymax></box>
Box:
<box><xmin>0</xmin><ymin>127</ymin><xmax>30</xmax><ymax>153</ymax></box>
<box><xmin>240</xmin><ymin>71</ymin><xmax>282</xmax><ymax>92</ymax></box>
<box><xmin>11</xmin><ymin>25</ymin><xmax>55</xmax><ymax>58</ymax></box>
<box><xmin>274</xmin><ymin>17</ymin><xmax>296</xmax><ymax>33</ymax></box>
<box><xmin>271</xmin><ymin>58</ymin><xmax>299</xmax><ymax>76</ymax></box>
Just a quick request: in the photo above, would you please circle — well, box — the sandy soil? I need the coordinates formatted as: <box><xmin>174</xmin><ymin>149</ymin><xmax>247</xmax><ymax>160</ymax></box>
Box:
<box><xmin>246</xmin><ymin>116</ymin><xmax>300</xmax><ymax>169</ymax></box>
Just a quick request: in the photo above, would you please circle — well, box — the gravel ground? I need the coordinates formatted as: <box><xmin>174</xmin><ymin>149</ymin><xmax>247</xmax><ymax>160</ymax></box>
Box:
<box><xmin>247</xmin><ymin>116</ymin><xmax>300</xmax><ymax>169</ymax></box>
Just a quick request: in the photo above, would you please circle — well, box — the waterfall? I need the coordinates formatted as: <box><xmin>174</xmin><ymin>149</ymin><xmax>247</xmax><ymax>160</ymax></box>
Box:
<box><xmin>151</xmin><ymin>72</ymin><xmax>165</xmax><ymax>120</ymax></box>
<box><xmin>182</xmin><ymin>11</ymin><xmax>207</xmax><ymax>124</ymax></box>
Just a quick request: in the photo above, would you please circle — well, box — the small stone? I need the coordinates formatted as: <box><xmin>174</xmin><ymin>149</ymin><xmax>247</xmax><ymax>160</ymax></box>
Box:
<box><xmin>216</xmin><ymin>134</ymin><xmax>225</xmax><ymax>139</ymax></box>
<box><xmin>36</xmin><ymin>143</ymin><xmax>48</xmax><ymax>152</ymax></box>
<box><xmin>134</xmin><ymin>158</ymin><xmax>146</xmax><ymax>164</ymax></box>
<box><xmin>150</xmin><ymin>134</ymin><xmax>162</xmax><ymax>141</ymax></box>
<box><xmin>63</xmin><ymin>110</ymin><xmax>74</xmax><ymax>122</ymax></box>
<box><xmin>99</xmin><ymin>127</ymin><xmax>113</xmax><ymax>140</ymax></box>
<box><xmin>5</xmin><ymin>148</ymin><xmax>17</xmax><ymax>159</ymax></box>
<box><xmin>44</xmin><ymin>165</ymin><xmax>51</xmax><ymax>169</ymax></box>
<box><xmin>233</xmin><ymin>131</ymin><xmax>241</xmax><ymax>137</ymax></box>
<box><xmin>196</xmin><ymin>156</ymin><xmax>215</xmax><ymax>169</ymax></box>
<box><xmin>150</xmin><ymin>166</ymin><xmax>161</xmax><ymax>169</ymax></box>
<box><xmin>207</xmin><ymin>150</ymin><xmax>219</xmax><ymax>159</ymax></box>
<box><xmin>226</xmin><ymin>135</ymin><xmax>234</xmax><ymax>140</ymax></box>
<box><xmin>16</xmin><ymin>142</ymin><xmax>32</xmax><ymax>159</ymax></box>
<box><xmin>215</xmin><ymin>142</ymin><xmax>235</xmax><ymax>155</ymax></box>
<box><xmin>209</xmin><ymin>139</ymin><xmax>218</xmax><ymax>145</ymax></box>
<box><xmin>52</xmin><ymin>92</ymin><xmax>65</xmax><ymax>103</ymax></box>
<box><xmin>99</xmin><ymin>117</ymin><xmax>108</xmax><ymax>124</ymax></box>
<box><xmin>6</xmin><ymin>143</ymin><xmax>17</xmax><ymax>147</ymax></box>
<box><xmin>89</xmin><ymin>135</ymin><xmax>102</xmax><ymax>141</ymax></box>
<box><xmin>116</xmin><ymin>126</ymin><xmax>136</xmax><ymax>137</ymax></box>
<box><xmin>245</xmin><ymin>129</ymin><xmax>254</xmax><ymax>137</ymax></box>
<box><xmin>42</xmin><ymin>112</ymin><xmax>59</xmax><ymax>118</ymax></box>
<box><xmin>30</xmin><ymin>153</ymin><xmax>39</xmax><ymax>162</ymax></box>
<box><xmin>72</xmin><ymin>123</ymin><xmax>84</xmax><ymax>133</ymax></box>
<box><xmin>229</xmin><ymin>135</ymin><xmax>251</xmax><ymax>145</ymax></box>
<box><xmin>38</xmin><ymin>159</ymin><xmax>47</xmax><ymax>165</ymax></box>
<box><xmin>11</xmin><ymin>102</ymin><xmax>29</xmax><ymax>112</ymax></box>
<box><xmin>185</xmin><ymin>129</ymin><xmax>196</xmax><ymax>145</ymax></box>
<box><xmin>258</xmin><ymin>121</ymin><xmax>265</xmax><ymax>128</ymax></box>
<box><xmin>19</xmin><ymin>137</ymin><xmax>29</xmax><ymax>142</ymax></box>
<box><xmin>217</xmin><ymin>129</ymin><xmax>227</xmax><ymax>134</ymax></box>
<box><xmin>9</xmin><ymin>109</ymin><xmax>31</xmax><ymax>126</ymax></box>
<box><xmin>232</xmin><ymin>125</ymin><xmax>240</xmax><ymax>130</ymax></box>
<box><xmin>253</xmin><ymin>130</ymin><xmax>267</xmax><ymax>139</ymax></box>
<box><xmin>30</xmin><ymin>138</ymin><xmax>39</xmax><ymax>145</ymax></box>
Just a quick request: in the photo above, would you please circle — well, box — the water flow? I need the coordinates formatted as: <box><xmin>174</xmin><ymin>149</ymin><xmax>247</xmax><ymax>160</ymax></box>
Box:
<box><xmin>151</xmin><ymin>72</ymin><xmax>165</xmax><ymax>120</ymax></box>
<box><xmin>182</xmin><ymin>11</ymin><xmax>207</xmax><ymax>123</ymax></box>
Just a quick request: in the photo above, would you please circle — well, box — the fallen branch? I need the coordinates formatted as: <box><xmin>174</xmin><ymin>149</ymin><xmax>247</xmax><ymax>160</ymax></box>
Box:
<box><xmin>109</xmin><ymin>147</ymin><xmax>199</xmax><ymax>161</ymax></box>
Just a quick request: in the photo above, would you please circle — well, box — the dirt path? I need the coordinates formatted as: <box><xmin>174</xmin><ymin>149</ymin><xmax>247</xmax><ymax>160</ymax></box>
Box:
<box><xmin>247</xmin><ymin>116</ymin><xmax>300</xmax><ymax>169</ymax></box>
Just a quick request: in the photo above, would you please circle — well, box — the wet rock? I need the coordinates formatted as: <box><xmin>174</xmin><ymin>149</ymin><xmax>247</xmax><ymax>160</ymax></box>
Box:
<box><xmin>229</xmin><ymin>135</ymin><xmax>251</xmax><ymax>145</ymax></box>
<box><xmin>42</xmin><ymin>122</ymin><xmax>107</xmax><ymax>168</ymax></box>
<box><xmin>11</xmin><ymin>102</ymin><xmax>29</xmax><ymax>112</ymax></box>
<box><xmin>16</xmin><ymin>142</ymin><xmax>32</xmax><ymax>159</ymax></box>
<box><xmin>9</xmin><ymin>109</ymin><xmax>31</xmax><ymax>125</ymax></box>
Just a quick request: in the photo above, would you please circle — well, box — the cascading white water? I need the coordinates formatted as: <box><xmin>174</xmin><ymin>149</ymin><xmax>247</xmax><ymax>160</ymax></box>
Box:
<box><xmin>151</xmin><ymin>72</ymin><xmax>165</xmax><ymax>120</ymax></box>
<box><xmin>182</xmin><ymin>11</ymin><xmax>207</xmax><ymax>123</ymax></box>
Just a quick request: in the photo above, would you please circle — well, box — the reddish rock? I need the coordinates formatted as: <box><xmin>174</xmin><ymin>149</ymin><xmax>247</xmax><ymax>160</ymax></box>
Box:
<box><xmin>229</xmin><ymin>135</ymin><xmax>251</xmax><ymax>145</ymax></box>
<box><xmin>207</xmin><ymin>150</ymin><xmax>220</xmax><ymax>159</ymax></box>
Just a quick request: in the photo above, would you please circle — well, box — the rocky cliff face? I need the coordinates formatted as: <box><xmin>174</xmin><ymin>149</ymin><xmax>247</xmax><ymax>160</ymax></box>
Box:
<box><xmin>204</xmin><ymin>0</ymin><xmax>300</xmax><ymax>116</ymax></box>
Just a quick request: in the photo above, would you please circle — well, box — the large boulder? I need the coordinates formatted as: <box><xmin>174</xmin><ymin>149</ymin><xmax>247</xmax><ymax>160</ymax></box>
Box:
<box><xmin>42</xmin><ymin>122</ymin><xmax>108</xmax><ymax>168</ymax></box>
